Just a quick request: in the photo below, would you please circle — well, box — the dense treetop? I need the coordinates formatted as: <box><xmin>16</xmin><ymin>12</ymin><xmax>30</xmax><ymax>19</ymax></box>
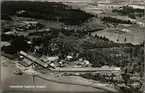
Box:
<box><xmin>1</xmin><ymin>1</ymin><xmax>93</xmax><ymax>25</ymax></box>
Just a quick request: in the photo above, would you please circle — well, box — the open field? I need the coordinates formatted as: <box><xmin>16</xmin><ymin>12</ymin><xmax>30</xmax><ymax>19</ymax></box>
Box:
<box><xmin>91</xmin><ymin>27</ymin><xmax>144</xmax><ymax>44</ymax></box>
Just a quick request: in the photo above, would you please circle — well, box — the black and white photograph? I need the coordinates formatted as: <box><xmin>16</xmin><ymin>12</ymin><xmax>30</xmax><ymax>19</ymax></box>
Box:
<box><xmin>1</xmin><ymin>0</ymin><xmax>145</xmax><ymax>93</ymax></box>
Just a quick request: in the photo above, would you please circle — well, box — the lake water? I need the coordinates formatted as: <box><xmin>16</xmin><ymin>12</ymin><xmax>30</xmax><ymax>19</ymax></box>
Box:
<box><xmin>91</xmin><ymin>29</ymin><xmax>145</xmax><ymax>45</ymax></box>
<box><xmin>1</xmin><ymin>66</ymin><xmax>107</xmax><ymax>93</ymax></box>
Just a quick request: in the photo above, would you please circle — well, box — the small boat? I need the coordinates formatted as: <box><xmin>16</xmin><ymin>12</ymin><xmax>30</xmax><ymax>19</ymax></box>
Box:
<box><xmin>14</xmin><ymin>69</ymin><xmax>23</xmax><ymax>75</ymax></box>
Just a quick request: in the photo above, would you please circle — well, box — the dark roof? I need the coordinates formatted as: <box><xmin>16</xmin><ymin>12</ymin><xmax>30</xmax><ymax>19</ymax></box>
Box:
<box><xmin>19</xmin><ymin>51</ymin><xmax>48</xmax><ymax>67</ymax></box>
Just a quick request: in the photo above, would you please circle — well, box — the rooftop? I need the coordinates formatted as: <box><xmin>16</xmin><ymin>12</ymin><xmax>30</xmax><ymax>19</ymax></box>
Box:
<box><xmin>52</xmin><ymin>66</ymin><xmax>121</xmax><ymax>72</ymax></box>
<box><xmin>19</xmin><ymin>51</ymin><xmax>48</xmax><ymax>67</ymax></box>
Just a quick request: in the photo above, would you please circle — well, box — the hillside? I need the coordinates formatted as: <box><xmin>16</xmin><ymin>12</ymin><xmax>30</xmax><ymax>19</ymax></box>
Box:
<box><xmin>1</xmin><ymin>1</ymin><xmax>93</xmax><ymax>25</ymax></box>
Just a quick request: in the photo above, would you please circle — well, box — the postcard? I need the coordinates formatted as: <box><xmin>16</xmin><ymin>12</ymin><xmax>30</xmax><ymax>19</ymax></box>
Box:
<box><xmin>1</xmin><ymin>0</ymin><xmax>145</xmax><ymax>93</ymax></box>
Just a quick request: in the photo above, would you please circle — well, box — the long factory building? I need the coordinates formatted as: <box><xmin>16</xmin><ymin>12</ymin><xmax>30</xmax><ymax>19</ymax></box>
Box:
<box><xmin>19</xmin><ymin>51</ymin><xmax>121</xmax><ymax>73</ymax></box>
<box><xmin>19</xmin><ymin>51</ymin><xmax>48</xmax><ymax>68</ymax></box>
<box><xmin>51</xmin><ymin>67</ymin><xmax>121</xmax><ymax>72</ymax></box>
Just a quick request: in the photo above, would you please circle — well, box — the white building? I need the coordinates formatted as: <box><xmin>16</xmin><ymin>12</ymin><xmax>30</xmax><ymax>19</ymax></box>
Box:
<box><xmin>98</xmin><ymin>3</ymin><xmax>123</xmax><ymax>9</ymax></box>
<box><xmin>41</xmin><ymin>56</ymin><xmax>59</xmax><ymax>63</ymax></box>
<box><xmin>23</xmin><ymin>21</ymin><xmax>38</xmax><ymax>25</ymax></box>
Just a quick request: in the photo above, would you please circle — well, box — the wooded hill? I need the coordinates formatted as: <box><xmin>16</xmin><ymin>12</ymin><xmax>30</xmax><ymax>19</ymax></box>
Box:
<box><xmin>1</xmin><ymin>1</ymin><xmax>93</xmax><ymax>25</ymax></box>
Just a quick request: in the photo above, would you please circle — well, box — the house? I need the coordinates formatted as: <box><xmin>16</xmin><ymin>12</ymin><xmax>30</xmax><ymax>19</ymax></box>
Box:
<box><xmin>15</xmin><ymin>26</ymin><xmax>27</xmax><ymax>31</ymax></box>
<box><xmin>49</xmin><ymin>63</ymin><xmax>56</xmax><ymax>69</ymax></box>
<box><xmin>69</xmin><ymin>60</ymin><xmax>91</xmax><ymax>67</ymax></box>
<box><xmin>47</xmin><ymin>56</ymin><xmax>59</xmax><ymax>62</ymax></box>
<box><xmin>40</xmin><ymin>56</ymin><xmax>59</xmax><ymax>68</ymax></box>
<box><xmin>34</xmin><ymin>46</ymin><xmax>41</xmax><ymax>53</ymax></box>
<box><xmin>41</xmin><ymin>57</ymin><xmax>50</xmax><ymax>63</ymax></box>
<box><xmin>83</xmin><ymin>60</ymin><xmax>91</xmax><ymax>67</ymax></box>
<box><xmin>27</xmin><ymin>41</ymin><xmax>32</xmax><ymax>45</ymax></box>
<box><xmin>41</xmin><ymin>56</ymin><xmax>59</xmax><ymax>62</ymax></box>
<box><xmin>23</xmin><ymin>21</ymin><xmax>38</xmax><ymax>25</ymax></box>
<box><xmin>1</xmin><ymin>41</ymin><xmax>10</xmax><ymax>47</ymax></box>
<box><xmin>58</xmin><ymin>60</ymin><xmax>69</xmax><ymax>67</ymax></box>
<box><xmin>16</xmin><ymin>10</ymin><xmax>27</xmax><ymax>15</ymax></box>
<box><xmin>4</xmin><ymin>31</ymin><xmax>15</xmax><ymax>35</ymax></box>
<box><xmin>122</xmin><ymin>29</ymin><xmax>131</xmax><ymax>33</ymax></box>
<box><xmin>66</xmin><ymin>55</ymin><xmax>73</xmax><ymax>61</ymax></box>
<box><xmin>43</xmin><ymin>29</ymin><xmax>50</xmax><ymax>32</ymax></box>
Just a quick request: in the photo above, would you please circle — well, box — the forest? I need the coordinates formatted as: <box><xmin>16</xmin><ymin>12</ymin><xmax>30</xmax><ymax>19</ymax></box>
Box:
<box><xmin>101</xmin><ymin>16</ymin><xmax>133</xmax><ymax>24</ymax></box>
<box><xmin>1</xmin><ymin>1</ymin><xmax>93</xmax><ymax>25</ymax></box>
<box><xmin>112</xmin><ymin>6</ymin><xmax>144</xmax><ymax>19</ymax></box>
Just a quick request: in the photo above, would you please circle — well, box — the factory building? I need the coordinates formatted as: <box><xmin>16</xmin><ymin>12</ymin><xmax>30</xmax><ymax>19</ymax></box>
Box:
<box><xmin>52</xmin><ymin>66</ymin><xmax>121</xmax><ymax>72</ymax></box>
<box><xmin>19</xmin><ymin>51</ymin><xmax>48</xmax><ymax>68</ymax></box>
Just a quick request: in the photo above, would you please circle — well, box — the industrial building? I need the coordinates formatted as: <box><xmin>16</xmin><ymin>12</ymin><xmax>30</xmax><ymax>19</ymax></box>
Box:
<box><xmin>51</xmin><ymin>66</ymin><xmax>121</xmax><ymax>72</ymax></box>
<box><xmin>19</xmin><ymin>51</ymin><xmax>48</xmax><ymax>68</ymax></box>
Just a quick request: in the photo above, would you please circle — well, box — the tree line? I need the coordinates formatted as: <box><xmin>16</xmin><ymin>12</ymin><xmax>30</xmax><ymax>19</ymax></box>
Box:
<box><xmin>1</xmin><ymin>1</ymin><xmax>93</xmax><ymax>25</ymax></box>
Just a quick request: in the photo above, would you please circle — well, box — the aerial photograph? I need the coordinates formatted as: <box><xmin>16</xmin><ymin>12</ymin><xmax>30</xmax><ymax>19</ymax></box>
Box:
<box><xmin>1</xmin><ymin>0</ymin><xmax>145</xmax><ymax>93</ymax></box>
